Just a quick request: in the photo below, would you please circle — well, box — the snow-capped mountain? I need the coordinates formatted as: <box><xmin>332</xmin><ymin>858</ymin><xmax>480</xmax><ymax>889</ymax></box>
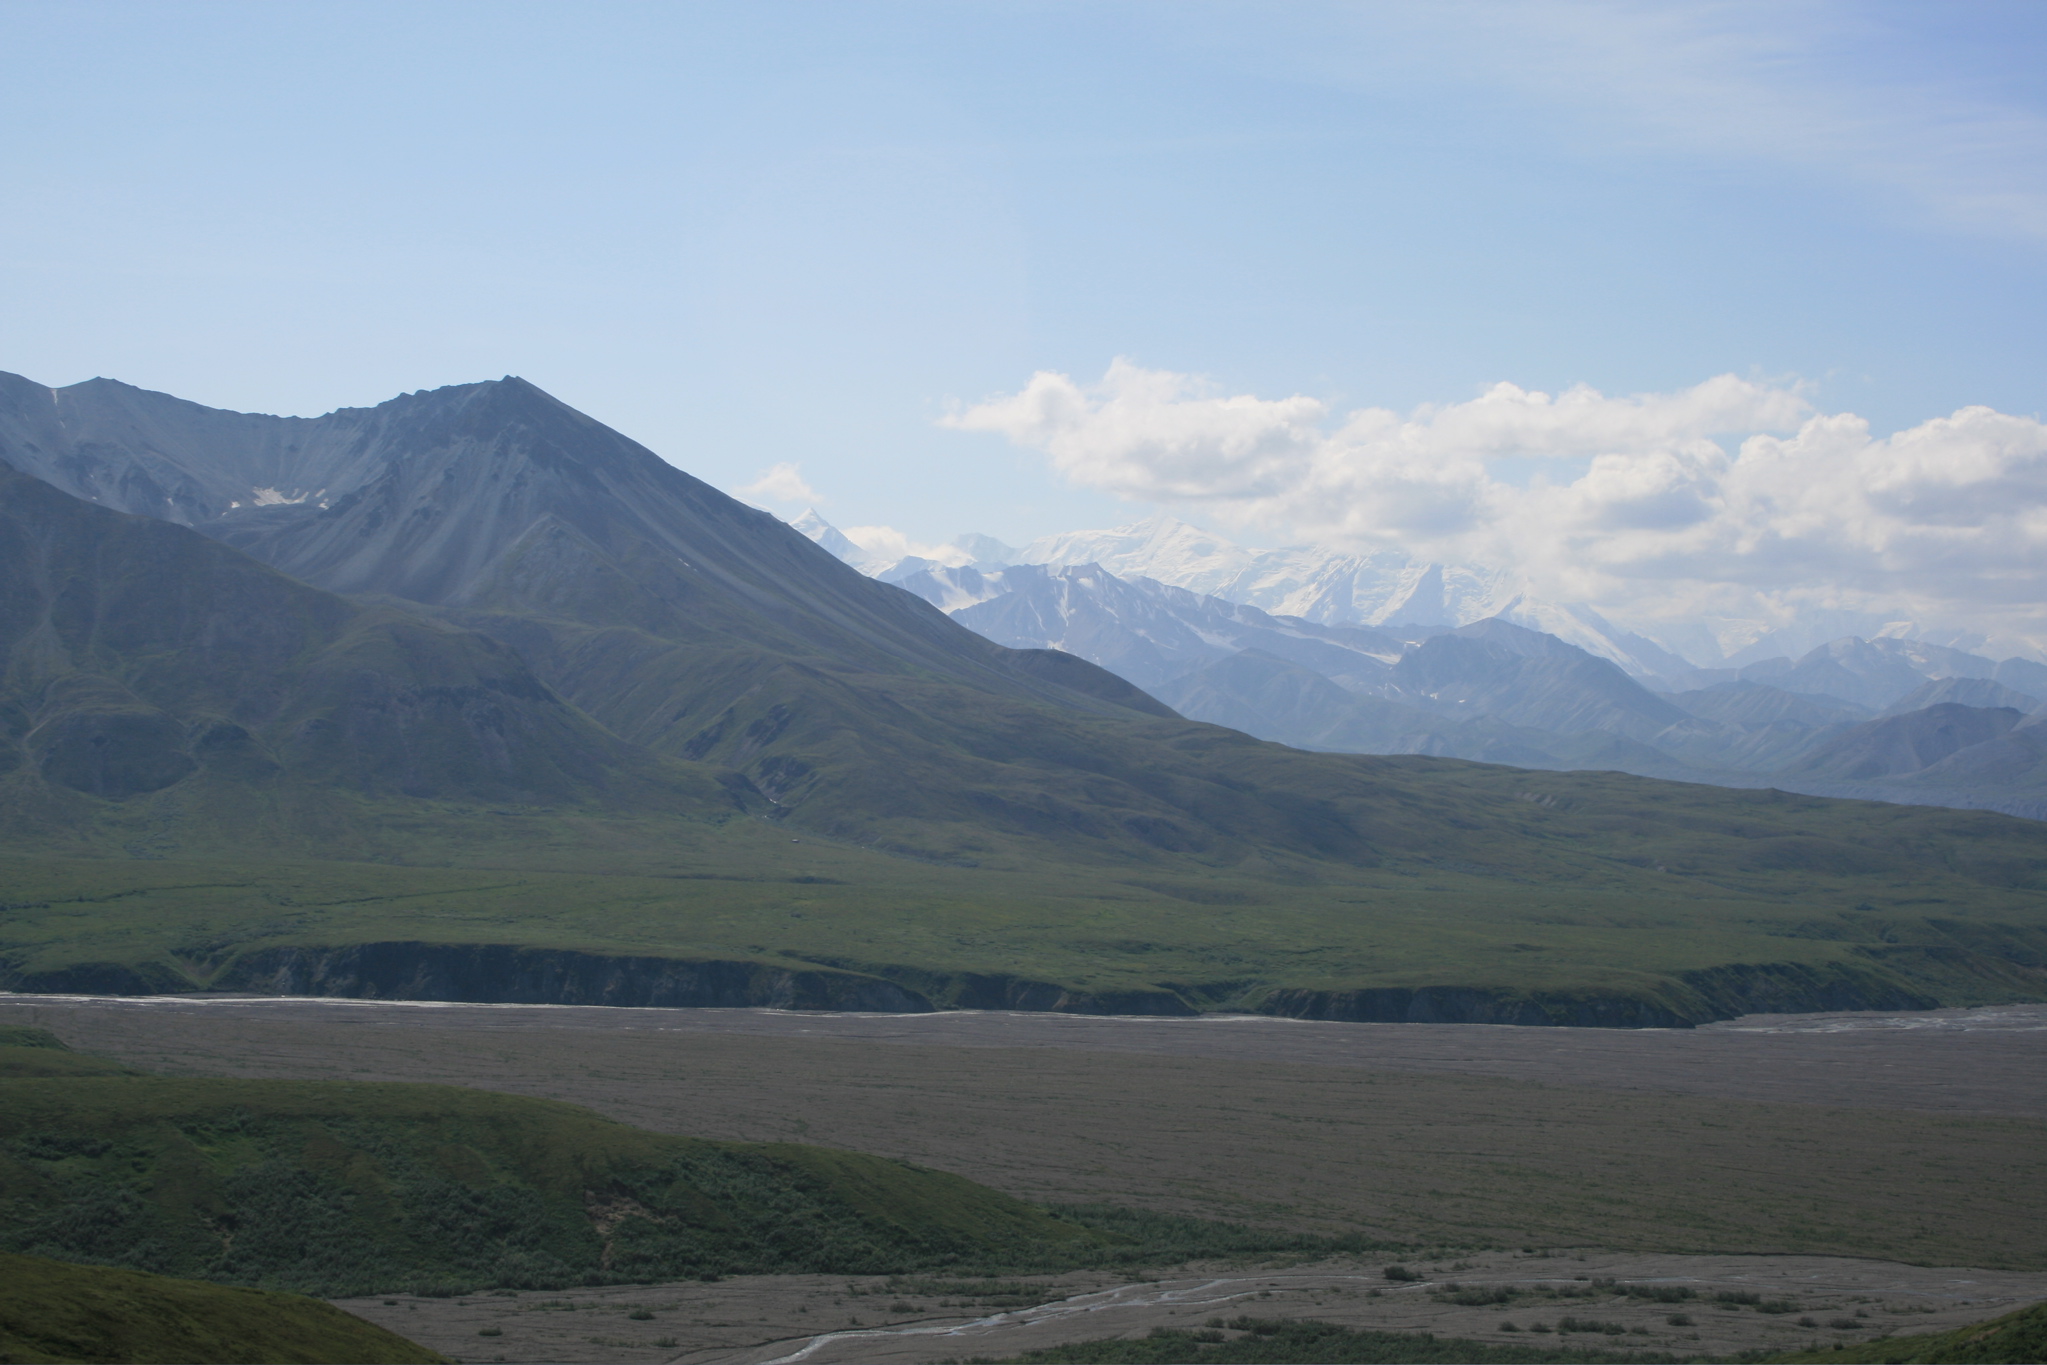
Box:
<box><xmin>1017</xmin><ymin>514</ymin><xmax>1475</xmax><ymax>626</ymax></box>
<box><xmin>1016</xmin><ymin>514</ymin><xmax>1694</xmax><ymax>681</ymax></box>
<box><xmin>797</xmin><ymin>508</ymin><xmax>1694</xmax><ymax>681</ymax></box>
<box><xmin>892</xmin><ymin>561</ymin><xmax>1406</xmax><ymax>691</ymax></box>
<box><xmin>791</xmin><ymin>507</ymin><xmax>2047</xmax><ymax>816</ymax></box>
<box><xmin>789</xmin><ymin>509</ymin><xmax>877</xmax><ymax>570</ymax></box>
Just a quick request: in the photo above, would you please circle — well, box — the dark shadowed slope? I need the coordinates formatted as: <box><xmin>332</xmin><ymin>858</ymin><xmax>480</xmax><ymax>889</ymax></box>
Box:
<box><xmin>1882</xmin><ymin>676</ymin><xmax>2042</xmax><ymax>717</ymax></box>
<box><xmin>0</xmin><ymin>463</ymin><xmax>736</xmax><ymax>850</ymax></box>
<box><xmin>1389</xmin><ymin>619</ymin><xmax>1689</xmax><ymax>739</ymax></box>
<box><xmin>1789</xmin><ymin>704</ymin><xmax>2027</xmax><ymax>782</ymax></box>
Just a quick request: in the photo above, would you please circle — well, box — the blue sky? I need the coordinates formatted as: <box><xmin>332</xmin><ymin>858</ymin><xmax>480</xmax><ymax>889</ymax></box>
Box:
<box><xmin>3</xmin><ymin>0</ymin><xmax>2044</xmax><ymax>566</ymax></box>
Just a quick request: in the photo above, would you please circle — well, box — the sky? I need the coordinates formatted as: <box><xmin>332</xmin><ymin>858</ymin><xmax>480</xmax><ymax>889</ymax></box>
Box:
<box><xmin>3</xmin><ymin>1</ymin><xmax>2044</xmax><ymax>652</ymax></box>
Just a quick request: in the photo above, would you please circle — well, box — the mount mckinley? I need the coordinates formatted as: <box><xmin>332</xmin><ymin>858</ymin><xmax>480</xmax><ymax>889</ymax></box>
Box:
<box><xmin>793</xmin><ymin>512</ymin><xmax>2047</xmax><ymax>821</ymax></box>
<box><xmin>1</xmin><ymin>371</ymin><xmax>2044</xmax><ymax>1027</ymax></box>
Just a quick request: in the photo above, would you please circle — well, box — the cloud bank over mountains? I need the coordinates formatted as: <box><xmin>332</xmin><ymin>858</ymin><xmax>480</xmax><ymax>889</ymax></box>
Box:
<box><xmin>944</xmin><ymin>361</ymin><xmax>2047</xmax><ymax>658</ymax></box>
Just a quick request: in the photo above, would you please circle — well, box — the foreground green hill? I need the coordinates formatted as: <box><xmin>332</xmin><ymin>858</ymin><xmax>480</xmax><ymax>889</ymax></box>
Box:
<box><xmin>0</xmin><ymin>1251</ymin><xmax>442</xmax><ymax>1365</ymax></box>
<box><xmin>0</xmin><ymin>1042</ymin><xmax>1105</xmax><ymax>1296</ymax></box>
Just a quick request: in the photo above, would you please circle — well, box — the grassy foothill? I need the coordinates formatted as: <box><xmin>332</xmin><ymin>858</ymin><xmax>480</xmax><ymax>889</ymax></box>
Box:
<box><xmin>0</xmin><ymin>1065</ymin><xmax>1099</xmax><ymax>1297</ymax></box>
<box><xmin>0</xmin><ymin>1250</ymin><xmax>444</xmax><ymax>1365</ymax></box>
<box><xmin>0</xmin><ymin>1042</ymin><xmax>1406</xmax><ymax>1301</ymax></box>
<box><xmin>3</xmin><ymin>778</ymin><xmax>2045</xmax><ymax>1025</ymax></box>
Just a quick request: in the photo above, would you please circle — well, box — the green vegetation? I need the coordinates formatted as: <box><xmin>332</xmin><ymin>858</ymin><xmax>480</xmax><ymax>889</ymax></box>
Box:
<box><xmin>0</xmin><ymin>1033</ymin><xmax>147</xmax><ymax>1079</ymax></box>
<box><xmin>0</xmin><ymin>1027</ymin><xmax>66</xmax><ymax>1050</ymax></box>
<box><xmin>987</xmin><ymin>1315</ymin><xmax>1682</xmax><ymax>1364</ymax></box>
<box><xmin>0</xmin><ymin>1250</ymin><xmax>443</xmax><ymax>1364</ymax></box>
<box><xmin>0</xmin><ymin>1063</ymin><xmax>1408</xmax><ymax>1299</ymax></box>
<box><xmin>5</xmin><ymin>767</ymin><xmax>2046</xmax><ymax>1024</ymax></box>
<box><xmin>1762</xmin><ymin>1299</ymin><xmax>2047</xmax><ymax>1363</ymax></box>
<box><xmin>1035</xmin><ymin>1205</ymin><xmax>1399</xmax><ymax>1266</ymax></box>
<box><xmin>0</xmin><ymin>1045</ymin><xmax>144</xmax><ymax>1079</ymax></box>
<box><xmin>0</xmin><ymin>1071</ymin><xmax>1114</xmax><ymax>1297</ymax></box>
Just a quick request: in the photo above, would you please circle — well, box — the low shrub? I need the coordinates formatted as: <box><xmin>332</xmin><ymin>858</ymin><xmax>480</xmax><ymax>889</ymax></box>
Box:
<box><xmin>1621</xmin><ymin>1285</ymin><xmax>1694</xmax><ymax>1303</ymax></box>
<box><xmin>1557</xmin><ymin>1316</ymin><xmax>1626</xmax><ymax>1335</ymax></box>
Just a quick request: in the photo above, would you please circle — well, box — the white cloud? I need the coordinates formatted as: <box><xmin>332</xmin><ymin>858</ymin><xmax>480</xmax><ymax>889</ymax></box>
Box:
<box><xmin>737</xmin><ymin>461</ymin><xmax>818</xmax><ymax>505</ymax></box>
<box><xmin>946</xmin><ymin>360</ymin><xmax>2047</xmax><ymax>650</ymax></box>
<box><xmin>839</xmin><ymin>524</ymin><xmax>972</xmax><ymax>569</ymax></box>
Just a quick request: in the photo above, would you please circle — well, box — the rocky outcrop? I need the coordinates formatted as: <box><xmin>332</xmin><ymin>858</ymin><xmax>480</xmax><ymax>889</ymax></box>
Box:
<box><xmin>11</xmin><ymin>940</ymin><xmax>2030</xmax><ymax>1029</ymax></box>
<box><xmin>1</xmin><ymin>958</ymin><xmax>196</xmax><ymax>996</ymax></box>
<box><xmin>1673</xmin><ymin>960</ymin><xmax>1937</xmax><ymax>1018</ymax></box>
<box><xmin>1255</xmin><ymin>985</ymin><xmax>1694</xmax><ymax>1029</ymax></box>
<box><xmin>915</xmin><ymin>973</ymin><xmax>1196</xmax><ymax>1016</ymax></box>
<box><xmin>206</xmin><ymin>942</ymin><xmax>936</xmax><ymax>1012</ymax></box>
<box><xmin>774</xmin><ymin>958</ymin><xmax>1200</xmax><ymax>1016</ymax></box>
<box><xmin>1258</xmin><ymin>957</ymin><xmax>1953</xmax><ymax>1029</ymax></box>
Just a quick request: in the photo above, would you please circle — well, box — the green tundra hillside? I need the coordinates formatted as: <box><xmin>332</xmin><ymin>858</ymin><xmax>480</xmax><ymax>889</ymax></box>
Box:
<box><xmin>0</xmin><ymin>1038</ymin><xmax>1103</xmax><ymax>1298</ymax></box>
<box><xmin>0</xmin><ymin>1251</ymin><xmax>444</xmax><ymax>1365</ymax></box>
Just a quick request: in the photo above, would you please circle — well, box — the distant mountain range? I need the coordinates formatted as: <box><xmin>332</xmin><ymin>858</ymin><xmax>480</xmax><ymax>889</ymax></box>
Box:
<box><xmin>4</xmin><ymin>369</ymin><xmax>2045</xmax><ymax>1027</ymax></box>
<box><xmin>797</xmin><ymin>510</ymin><xmax>2047</xmax><ymax>819</ymax></box>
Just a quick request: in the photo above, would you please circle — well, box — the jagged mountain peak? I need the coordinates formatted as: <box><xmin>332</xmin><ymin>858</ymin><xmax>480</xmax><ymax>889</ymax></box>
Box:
<box><xmin>789</xmin><ymin>507</ymin><xmax>868</xmax><ymax>564</ymax></box>
<box><xmin>1447</xmin><ymin>616</ymin><xmax>1580</xmax><ymax>658</ymax></box>
<box><xmin>950</xmin><ymin>530</ymin><xmax>1019</xmax><ymax>567</ymax></box>
<box><xmin>0</xmin><ymin>369</ymin><xmax>671</xmax><ymax>537</ymax></box>
<box><xmin>0</xmin><ymin>371</ymin><xmax>1174</xmax><ymax>735</ymax></box>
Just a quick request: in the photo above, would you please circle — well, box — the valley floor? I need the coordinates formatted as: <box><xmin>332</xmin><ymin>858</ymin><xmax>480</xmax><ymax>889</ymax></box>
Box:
<box><xmin>3</xmin><ymin>995</ymin><xmax>2039</xmax><ymax>1119</ymax></box>
<box><xmin>326</xmin><ymin>1249</ymin><xmax>2047</xmax><ymax>1365</ymax></box>
<box><xmin>3</xmin><ymin>995</ymin><xmax>2042</xmax><ymax>1361</ymax></box>
<box><xmin>4</xmin><ymin>995</ymin><xmax>2041</xmax><ymax>1259</ymax></box>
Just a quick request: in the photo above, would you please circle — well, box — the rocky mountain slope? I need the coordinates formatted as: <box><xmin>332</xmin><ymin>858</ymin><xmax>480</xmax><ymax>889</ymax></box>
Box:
<box><xmin>0</xmin><ymin>463</ymin><xmax>728</xmax><ymax>854</ymax></box>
